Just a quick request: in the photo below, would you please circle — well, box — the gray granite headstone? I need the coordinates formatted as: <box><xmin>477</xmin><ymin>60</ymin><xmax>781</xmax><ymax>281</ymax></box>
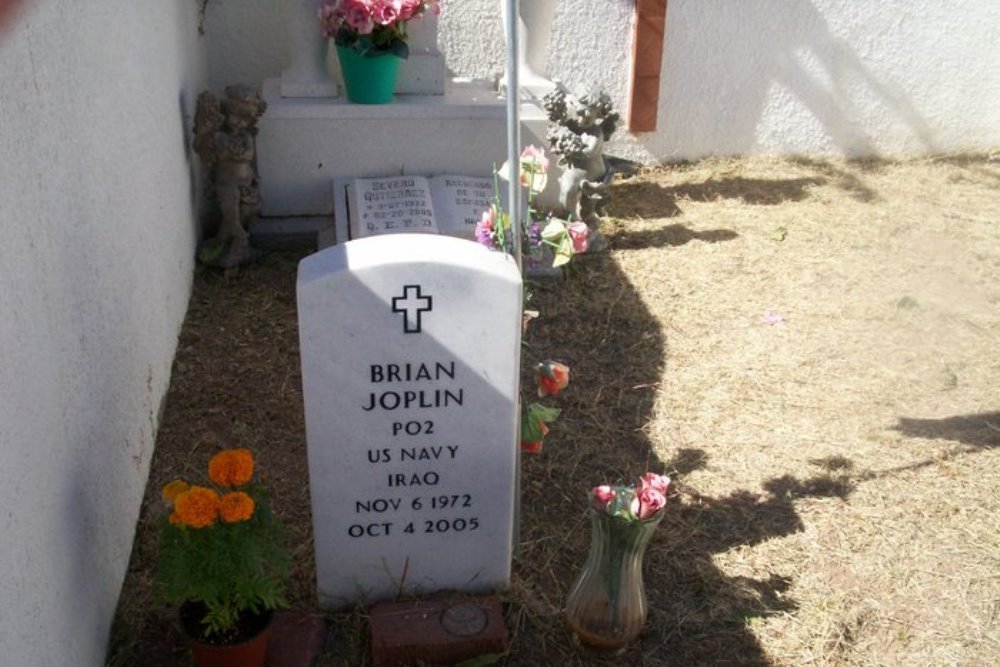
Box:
<box><xmin>297</xmin><ymin>235</ymin><xmax>522</xmax><ymax>608</ymax></box>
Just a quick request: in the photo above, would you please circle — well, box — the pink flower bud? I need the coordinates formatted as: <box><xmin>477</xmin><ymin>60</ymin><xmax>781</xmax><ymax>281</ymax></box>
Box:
<box><xmin>640</xmin><ymin>472</ymin><xmax>670</xmax><ymax>495</ymax></box>
<box><xmin>592</xmin><ymin>485</ymin><xmax>616</xmax><ymax>505</ymax></box>
<box><xmin>373</xmin><ymin>0</ymin><xmax>401</xmax><ymax>26</ymax></box>
<box><xmin>632</xmin><ymin>487</ymin><xmax>666</xmax><ymax>520</ymax></box>
<box><xmin>536</xmin><ymin>361</ymin><xmax>570</xmax><ymax>398</ymax></box>
<box><xmin>567</xmin><ymin>221</ymin><xmax>589</xmax><ymax>253</ymax></box>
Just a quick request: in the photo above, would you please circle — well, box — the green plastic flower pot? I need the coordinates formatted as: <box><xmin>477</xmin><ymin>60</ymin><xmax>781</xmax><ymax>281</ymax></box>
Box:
<box><xmin>336</xmin><ymin>45</ymin><xmax>402</xmax><ymax>105</ymax></box>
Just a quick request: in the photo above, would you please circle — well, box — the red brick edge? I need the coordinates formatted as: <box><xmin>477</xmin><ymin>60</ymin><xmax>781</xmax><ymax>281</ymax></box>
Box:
<box><xmin>370</xmin><ymin>596</ymin><xmax>508</xmax><ymax>667</ymax></box>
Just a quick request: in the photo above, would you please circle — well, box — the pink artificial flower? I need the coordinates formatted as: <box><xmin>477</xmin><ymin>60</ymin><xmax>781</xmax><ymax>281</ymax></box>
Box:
<box><xmin>475</xmin><ymin>208</ymin><xmax>495</xmax><ymax>248</ymax></box>
<box><xmin>520</xmin><ymin>145</ymin><xmax>549</xmax><ymax>171</ymax></box>
<box><xmin>567</xmin><ymin>221</ymin><xmax>589</xmax><ymax>253</ymax></box>
<box><xmin>373</xmin><ymin>0</ymin><xmax>401</xmax><ymax>26</ymax></box>
<box><xmin>518</xmin><ymin>145</ymin><xmax>549</xmax><ymax>193</ymax></box>
<box><xmin>631</xmin><ymin>487</ymin><xmax>666</xmax><ymax>520</ymax></box>
<box><xmin>762</xmin><ymin>311</ymin><xmax>784</xmax><ymax>326</ymax></box>
<box><xmin>640</xmin><ymin>472</ymin><xmax>670</xmax><ymax>495</ymax></box>
<box><xmin>341</xmin><ymin>0</ymin><xmax>375</xmax><ymax>34</ymax></box>
<box><xmin>398</xmin><ymin>0</ymin><xmax>423</xmax><ymax>20</ymax></box>
<box><xmin>317</xmin><ymin>3</ymin><xmax>343</xmax><ymax>37</ymax></box>
<box><xmin>593</xmin><ymin>485</ymin><xmax>617</xmax><ymax>505</ymax></box>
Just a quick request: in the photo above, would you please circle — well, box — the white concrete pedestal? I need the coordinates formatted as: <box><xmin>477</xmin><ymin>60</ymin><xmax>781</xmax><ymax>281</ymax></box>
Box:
<box><xmin>254</xmin><ymin>80</ymin><xmax>553</xmax><ymax>246</ymax></box>
<box><xmin>257</xmin><ymin>79</ymin><xmax>552</xmax><ymax>215</ymax></box>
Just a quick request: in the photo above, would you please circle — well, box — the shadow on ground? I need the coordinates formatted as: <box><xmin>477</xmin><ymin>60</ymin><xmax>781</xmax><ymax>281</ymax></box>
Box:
<box><xmin>894</xmin><ymin>411</ymin><xmax>1000</xmax><ymax>449</ymax></box>
<box><xmin>105</xmin><ymin>243</ymin><xmax>860</xmax><ymax>667</ymax></box>
<box><xmin>506</xmin><ymin>249</ymin><xmax>853</xmax><ymax>667</ymax></box>
<box><xmin>608</xmin><ymin>224</ymin><xmax>738</xmax><ymax>250</ymax></box>
<box><xmin>108</xmin><ymin>155</ymin><xmax>1000</xmax><ymax>666</ymax></box>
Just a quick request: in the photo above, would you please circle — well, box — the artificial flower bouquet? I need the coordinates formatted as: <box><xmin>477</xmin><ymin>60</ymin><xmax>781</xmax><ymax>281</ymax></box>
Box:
<box><xmin>566</xmin><ymin>472</ymin><xmax>670</xmax><ymax>650</ymax></box>
<box><xmin>475</xmin><ymin>146</ymin><xmax>587</xmax><ymax>453</ymax></box>
<box><xmin>592</xmin><ymin>472</ymin><xmax>671</xmax><ymax>521</ymax></box>
<box><xmin>156</xmin><ymin>448</ymin><xmax>290</xmax><ymax>641</ymax></box>
<box><xmin>318</xmin><ymin>0</ymin><xmax>441</xmax><ymax>58</ymax></box>
<box><xmin>476</xmin><ymin>145</ymin><xmax>590</xmax><ymax>268</ymax></box>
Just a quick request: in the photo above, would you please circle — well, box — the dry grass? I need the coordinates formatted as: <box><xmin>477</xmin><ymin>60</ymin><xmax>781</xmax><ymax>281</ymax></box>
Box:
<box><xmin>108</xmin><ymin>155</ymin><xmax>1000</xmax><ymax>666</ymax></box>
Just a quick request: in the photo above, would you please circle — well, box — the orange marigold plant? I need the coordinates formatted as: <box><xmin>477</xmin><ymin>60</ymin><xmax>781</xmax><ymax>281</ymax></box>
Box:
<box><xmin>157</xmin><ymin>448</ymin><xmax>289</xmax><ymax>640</ymax></box>
<box><xmin>173</xmin><ymin>486</ymin><xmax>221</xmax><ymax>528</ymax></box>
<box><xmin>161</xmin><ymin>479</ymin><xmax>190</xmax><ymax>503</ymax></box>
<box><xmin>208</xmin><ymin>448</ymin><xmax>255</xmax><ymax>487</ymax></box>
<box><xmin>219</xmin><ymin>491</ymin><xmax>255</xmax><ymax>523</ymax></box>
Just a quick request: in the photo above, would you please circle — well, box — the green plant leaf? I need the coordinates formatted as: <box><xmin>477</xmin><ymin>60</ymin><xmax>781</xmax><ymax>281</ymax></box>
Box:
<box><xmin>155</xmin><ymin>483</ymin><xmax>290</xmax><ymax>638</ymax></box>
<box><xmin>527</xmin><ymin>403</ymin><xmax>561</xmax><ymax>422</ymax></box>
<box><xmin>388</xmin><ymin>40</ymin><xmax>410</xmax><ymax>60</ymax></box>
<box><xmin>521</xmin><ymin>403</ymin><xmax>561</xmax><ymax>442</ymax></box>
<box><xmin>197</xmin><ymin>238</ymin><xmax>226</xmax><ymax>265</ymax></box>
<box><xmin>552</xmin><ymin>236</ymin><xmax>574</xmax><ymax>267</ymax></box>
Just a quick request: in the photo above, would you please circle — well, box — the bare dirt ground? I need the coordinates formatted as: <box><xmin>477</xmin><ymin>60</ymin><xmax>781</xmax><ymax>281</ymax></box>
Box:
<box><xmin>109</xmin><ymin>155</ymin><xmax>999</xmax><ymax>666</ymax></box>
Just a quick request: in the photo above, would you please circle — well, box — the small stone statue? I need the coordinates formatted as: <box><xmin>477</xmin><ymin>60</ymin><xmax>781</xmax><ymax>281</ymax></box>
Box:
<box><xmin>543</xmin><ymin>86</ymin><xmax>620</xmax><ymax>251</ymax></box>
<box><xmin>193</xmin><ymin>85</ymin><xmax>268</xmax><ymax>268</ymax></box>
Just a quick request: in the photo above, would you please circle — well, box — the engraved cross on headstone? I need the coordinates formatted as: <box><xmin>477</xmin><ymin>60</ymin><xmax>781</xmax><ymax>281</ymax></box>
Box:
<box><xmin>392</xmin><ymin>285</ymin><xmax>432</xmax><ymax>334</ymax></box>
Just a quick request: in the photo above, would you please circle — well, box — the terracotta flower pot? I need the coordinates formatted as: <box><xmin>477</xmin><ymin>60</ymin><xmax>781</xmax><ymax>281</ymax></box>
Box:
<box><xmin>180</xmin><ymin>601</ymin><xmax>273</xmax><ymax>667</ymax></box>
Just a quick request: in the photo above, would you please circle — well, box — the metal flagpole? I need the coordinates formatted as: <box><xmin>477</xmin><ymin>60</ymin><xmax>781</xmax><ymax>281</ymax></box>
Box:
<box><xmin>504</xmin><ymin>0</ymin><xmax>522</xmax><ymax>273</ymax></box>
<box><xmin>503</xmin><ymin>0</ymin><xmax>524</xmax><ymax>558</ymax></box>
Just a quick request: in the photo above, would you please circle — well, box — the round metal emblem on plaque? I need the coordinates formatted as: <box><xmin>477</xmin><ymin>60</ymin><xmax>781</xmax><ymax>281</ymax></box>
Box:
<box><xmin>441</xmin><ymin>602</ymin><xmax>488</xmax><ymax>637</ymax></box>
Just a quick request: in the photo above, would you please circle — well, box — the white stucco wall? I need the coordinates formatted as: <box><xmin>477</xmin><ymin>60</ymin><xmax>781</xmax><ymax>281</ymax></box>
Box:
<box><xmin>647</xmin><ymin>0</ymin><xmax>1000</xmax><ymax>160</ymax></box>
<box><xmin>0</xmin><ymin>2</ymin><xmax>206</xmax><ymax>666</ymax></box>
<box><xmin>202</xmin><ymin>0</ymin><xmax>999</xmax><ymax>161</ymax></box>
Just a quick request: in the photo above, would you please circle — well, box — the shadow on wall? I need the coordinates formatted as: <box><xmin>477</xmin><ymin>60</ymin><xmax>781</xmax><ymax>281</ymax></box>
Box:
<box><xmin>649</xmin><ymin>0</ymin><xmax>939</xmax><ymax>157</ymax></box>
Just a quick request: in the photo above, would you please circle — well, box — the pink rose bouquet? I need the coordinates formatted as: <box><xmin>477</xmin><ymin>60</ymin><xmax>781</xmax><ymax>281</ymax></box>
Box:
<box><xmin>591</xmin><ymin>472</ymin><xmax>671</xmax><ymax>521</ymax></box>
<box><xmin>318</xmin><ymin>0</ymin><xmax>440</xmax><ymax>58</ymax></box>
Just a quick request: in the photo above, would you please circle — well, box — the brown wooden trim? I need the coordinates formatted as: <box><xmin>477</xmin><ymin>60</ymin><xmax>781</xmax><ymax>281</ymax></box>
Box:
<box><xmin>629</xmin><ymin>0</ymin><xmax>668</xmax><ymax>132</ymax></box>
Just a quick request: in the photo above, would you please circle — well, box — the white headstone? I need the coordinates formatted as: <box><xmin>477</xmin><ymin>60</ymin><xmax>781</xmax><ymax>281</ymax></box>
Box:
<box><xmin>297</xmin><ymin>235</ymin><xmax>522</xmax><ymax>608</ymax></box>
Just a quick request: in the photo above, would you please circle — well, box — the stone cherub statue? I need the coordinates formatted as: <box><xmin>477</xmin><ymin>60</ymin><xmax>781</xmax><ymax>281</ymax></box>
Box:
<box><xmin>193</xmin><ymin>85</ymin><xmax>268</xmax><ymax>268</ymax></box>
<box><xmin>543</xmin><ymin>86</ymin><xmax>620</xmax><ymax>252</ymax></box>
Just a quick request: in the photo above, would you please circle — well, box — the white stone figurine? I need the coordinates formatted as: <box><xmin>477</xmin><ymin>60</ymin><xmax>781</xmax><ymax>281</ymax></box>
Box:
<box><xmin>499</xmin><ymin>0</ymin><xmax>558</xmax><ymax>97</ymax></box>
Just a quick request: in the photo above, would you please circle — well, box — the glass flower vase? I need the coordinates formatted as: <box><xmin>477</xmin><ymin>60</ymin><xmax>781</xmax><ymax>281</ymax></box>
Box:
<box><xmin>565</xmin><ymin>508</ymin><xmax>662</xmax><ymax>651</ymax></box>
